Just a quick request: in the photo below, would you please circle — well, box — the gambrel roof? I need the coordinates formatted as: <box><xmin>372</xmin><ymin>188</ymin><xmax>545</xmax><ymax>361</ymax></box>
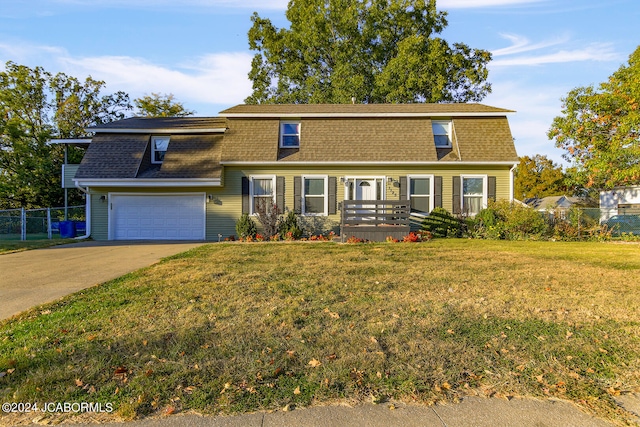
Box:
<box><xmin>220</xmin><ymin>104</ymin><xmax>517</xmax><ymax>164</ymax></box>
<box><xmin>74</xmin><ymin>104</ymin><xmax>518</xmax><ymax>183</ymax></box>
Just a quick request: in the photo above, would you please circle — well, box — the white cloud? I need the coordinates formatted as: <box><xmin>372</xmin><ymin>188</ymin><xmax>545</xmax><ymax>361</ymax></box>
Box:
<box><xmin>491</xmin><ymin>33</ymin><xmax>569</xmax><ymax>57</ymax></box>
<box><xmin>0</xmin><ymin>41</ymin><xmax>253</xmax><ymax>114</ymax></box>
<box><xmin>490</xmin><ymin>32</ymin><xmax>620</xmax><ymax>67</ymax></box>
<box><xmin>0</xmin><ymin>41</ymin><xmax>67</xmax><ymax>65</ymax></box>
<box><xmin>60</xmin><ymin>52</ymin><xmax>253</xmax><ymax>107</ymax></box>
<box><xmin>492</xmin><ymin>43</ymin><xmax>618</xmax><ymax>67</ymax></box>
<box><xmin>52</xmin><ymin>0</ymin><xmax>287</xmax><ymax>9</ymax></box>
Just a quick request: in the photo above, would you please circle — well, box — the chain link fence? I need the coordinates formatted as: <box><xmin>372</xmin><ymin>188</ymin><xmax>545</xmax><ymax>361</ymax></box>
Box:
<box><xmin>524</xmin><ymin>206</ymin><xmax>640</xmax><ymax>239</ymax></box>
<box><xmin>0</xmin><ymin>206</ymin><xmax>86</xmax><ymax>241</ymax></box>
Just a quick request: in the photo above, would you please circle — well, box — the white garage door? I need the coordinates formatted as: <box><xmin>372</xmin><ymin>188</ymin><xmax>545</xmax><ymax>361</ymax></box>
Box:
<box><xmin>110</xmin><ymin>194</ymin><xmax>206</xmax><ymax>240</ymax></box>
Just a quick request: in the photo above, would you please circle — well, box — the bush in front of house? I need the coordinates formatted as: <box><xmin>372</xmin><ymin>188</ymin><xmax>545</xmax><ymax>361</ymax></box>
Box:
<box><xmin>421</xmin><ymin>207</ymin><xmax>468</xmax><ymax>238</ymax></box>
<box><xmin>471</xmin><ymin>200</ymin><xmax>547</xmax><ymax>240</ymax></box>
<box><xmin>278</xmin><ymin>210</ymin><xmax>303</xmax><ymax>240</ymax></box>
<box><xmin>235</xmin><ymin>213</ymin><xmax>257</xmax><ymax>239</ymax></box>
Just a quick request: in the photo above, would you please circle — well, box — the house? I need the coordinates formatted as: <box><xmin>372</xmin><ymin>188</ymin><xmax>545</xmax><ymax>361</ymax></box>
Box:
<box><xmin>523</xmin><ymin>195</ymin><xmax>596</xmax><ymax>219</ymax></box>
<box><xmin>600</xmin><ymin>186</ymin><xmax>640</xmax><ymax>221</ymax></box>
<box><xmin>69</xmin><ymin>103</ymin><xmax>519</xmax><ymax>241</ymax></box>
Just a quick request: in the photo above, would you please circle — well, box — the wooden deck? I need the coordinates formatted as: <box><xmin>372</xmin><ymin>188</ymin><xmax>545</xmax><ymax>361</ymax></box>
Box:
<box><xmin>340</xmin><ymin>200</ymin><xmax>411</xmax><ymax>242</ymax></box>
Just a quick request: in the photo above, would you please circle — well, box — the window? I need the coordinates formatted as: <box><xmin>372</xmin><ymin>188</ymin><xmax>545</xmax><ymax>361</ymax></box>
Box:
<box><xmin>151</xmin><ymin>136</ymin><xmax>170</xmax><ymax>164</ymax></box>
<box><xmin>432</xmin><ymin>120</ymin><xmax>452</xmax><ymax>148</ymax></box>
<box><xmin>280</xmin><ymin>121</ymin><xmax>301</xmax><ymax>147</ymax></box>
<box><xmin>250</xmin><ymin>176</ymin><xmax>276</xmax><ymax>214</ymax></box>
<box><xmin>408</xmin><ymin>175</ymin><xmax>434</xmax><ymax>214</ymax></box>
<box><xmin>302</xmin><ymin>176</ymin><xmax>328</xmax><ymax>215</ymax></box>
<box><xmin>462</xmin><ymin>175</ymin><xmax>487</xmax><ymax>215</ymax></box>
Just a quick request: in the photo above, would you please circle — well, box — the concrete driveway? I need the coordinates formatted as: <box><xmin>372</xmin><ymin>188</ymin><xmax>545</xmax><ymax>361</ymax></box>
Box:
<box><xmin>0</xmin><ymin>240</ymin><xmax>205</xmax><ymax>320</ymax></box>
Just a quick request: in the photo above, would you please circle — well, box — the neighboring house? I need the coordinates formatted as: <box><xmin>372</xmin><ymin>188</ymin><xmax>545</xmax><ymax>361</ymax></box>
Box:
<box><xmin>68</xmin><ymin>103</ymin><xmax>519</xmax><ymax>241</ymax></box>
<box><xmin>523</xmin><ymin>195</ymin><xmax>595</xmax><ymax>219</ymax></box>
<box><xmin>600</xmin><ymin>186</ymin><xmax>640</xmax><ymax>221</ymax></box>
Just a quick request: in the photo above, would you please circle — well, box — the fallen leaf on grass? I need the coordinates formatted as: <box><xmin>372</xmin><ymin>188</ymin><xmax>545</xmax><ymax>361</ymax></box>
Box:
<box><xmin>606</xmin><ymin>387</ymin><xmax>620</xmax><ymax>396</ymax></box>
<box><xmin>308</xmin><ymin>359</ymin><xmax>322</xmax><ymax>368</ymax></box>
<box><xmin>293</xmin><ymin>386</ymin><xmax>301</xmax><ymax>395</ymax></box>
<box><xmin>75</xmin><ymin>378</ymin><xmax>83</xmax><ymax>387</ymax></box>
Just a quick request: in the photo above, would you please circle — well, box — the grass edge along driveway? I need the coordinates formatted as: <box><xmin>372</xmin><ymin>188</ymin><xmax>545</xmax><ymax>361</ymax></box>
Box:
<box><xmin>1</xmin><ymin>240</ymin><xmax>639</xmax><ymax>425</ymax></box>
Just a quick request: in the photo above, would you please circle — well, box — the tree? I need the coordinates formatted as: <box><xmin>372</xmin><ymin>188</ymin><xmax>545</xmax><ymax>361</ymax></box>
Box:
<box><xmin>514</xmin><ymin>155</ymin><xmax>567</xmax><ymax>199</ymax></box>
<box><xmin>548</xmin><ymin>45</ymin><xmax>640</xmax><ymax>189</ymax></box>
<box><xmin>0</xmin><ymin>62</ymin><xmax>131</xmax><ymax>209</ymax></box>
<box><xmin>246</xmin><ymin>0</ymin><xmax>492</xmax><ymax>104</ymax></box>
<box><xmin>134</xmin><ymin>93</ymin><xmax>195</xmax><ymax>117</ymax></box>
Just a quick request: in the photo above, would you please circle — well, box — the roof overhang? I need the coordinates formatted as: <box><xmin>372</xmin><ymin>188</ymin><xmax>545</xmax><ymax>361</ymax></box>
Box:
<box><xmin>47</xmin><ymin>138</ymin><xmax>92</xmax><ymax>145</ymax></box>
<box><xmin>220</xmin><ymin>161</ymin><xmax>519</xmax><ymax>166</ymax></box>
<box><xmin>74</xmin><ymin>178</ymin><xmax>222</xmax><ymax>188</ymax></box>
<box><xmin>85</xmin><ymin>128</ymin><xmax>227</xmax><ymax>134</ymax></box>
<box><xmin>219</xmin><ymin>112</ymin><xmax>513</xmax><ymax>119</ymax></box>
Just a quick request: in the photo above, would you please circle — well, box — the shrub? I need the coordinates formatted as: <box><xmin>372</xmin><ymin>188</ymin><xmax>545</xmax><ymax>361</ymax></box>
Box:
<box><xmin>279</xmin><ymin>210</ymin><xmax>303</xmax><ymax>240</ymax></box>
<box><xmin>421</xmin><ymin>207</ymin><xmax>467</xmax><ymax>238</ymax></box>
<box><xmin>235</xmin><ymin>213</ymin><xmax>257</xmax><ymax>239</ymax></box>
<box><xmin>472</xmin><ymin>200</ymin><xmax>546</xmax><ymax>240</ymax></box>
<box><xmin>254</xmin><ymin>199</ymin><xmax>281</xmax><ymax>238</ymax></box>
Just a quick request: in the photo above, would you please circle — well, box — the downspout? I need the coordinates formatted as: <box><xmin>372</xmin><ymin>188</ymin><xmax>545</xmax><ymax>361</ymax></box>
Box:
<box><xmin>509</xmin><ymin>163</ymin><xmax>517</xmax><ymax>202</ymax></box>
<box><xmin>74</xmin><ymin>182</ymin><xmax>92</xmax><ymax>239</ymax></box>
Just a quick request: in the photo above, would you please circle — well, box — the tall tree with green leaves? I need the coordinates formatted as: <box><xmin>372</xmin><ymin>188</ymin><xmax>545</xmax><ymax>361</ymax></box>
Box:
<box><xmin>548</xmin><ymin>45</ymin><xmax>640</xmax><ymax>189</ymax></box>
<box><xmin>0</xmin><ymin>61</ymin><xmax>131</xmax><ymax>209</ymax></box>
<box><xmin>246</xmin><ymin>0</ymin><xmax>492</xmax><ymax>104</ymax></box>
<box><xmin>514</xmin><ymin>155</ymin><xmax>567</xmax><ymax>199</ymax></box>
<box><xmin>134</xmin><ymin>92</ymin><xmax>195</xmax><ymax>117</ymax></box>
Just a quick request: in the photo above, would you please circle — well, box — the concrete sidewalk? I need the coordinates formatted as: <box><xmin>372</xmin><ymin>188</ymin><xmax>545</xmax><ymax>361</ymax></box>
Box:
<box><xmin>0</xmin><ymin>240</ymin><xmax>204</xmax><ymax>320</ymax></box>
<box><xmin>55</xmin><ymin>397</ymin><xmax>622</xmax><ymax>427</ymax></box>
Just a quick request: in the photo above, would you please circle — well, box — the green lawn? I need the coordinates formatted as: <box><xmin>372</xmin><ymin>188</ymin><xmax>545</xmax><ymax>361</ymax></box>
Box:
<box><xmin>1</xmin><ymin>240</ymin><xmax>639</xmax><ymax>424</ymax></box>
<box><xmin>0</xmin><ymin>238</ymin><xmax>77</xmax><ymax>254</ymax></box>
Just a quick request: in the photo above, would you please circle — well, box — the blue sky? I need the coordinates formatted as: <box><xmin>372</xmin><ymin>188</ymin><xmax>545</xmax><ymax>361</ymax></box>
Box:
<box><xmin>1</xmin><ymin>0</ymin><xmax>637</xmax><ymax>165</ymax></box>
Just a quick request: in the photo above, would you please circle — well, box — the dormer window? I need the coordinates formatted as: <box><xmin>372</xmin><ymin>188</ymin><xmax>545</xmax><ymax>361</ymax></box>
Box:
<box><xmin>151</xmin><ymin>136</ymin><xmax>170</xmax><ymax>164</ymax></box>
<box><xmin>280</xmin><ymin>121</ymin><xmax>300</xmax><ymax>148</ymax></box>
<box><xmin>432</xmin><ymin>120</ymin><xmax>452</xmax><ymax>148</ymax></box>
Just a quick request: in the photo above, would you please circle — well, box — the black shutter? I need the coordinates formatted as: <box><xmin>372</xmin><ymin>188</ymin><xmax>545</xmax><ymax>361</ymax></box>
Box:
<box><xmin>328</xmin><ymin>176</ymin><xmax>337</xmax><ymax>215</ymax></box>
<box><xmin>399</xmin><ymin>176</ymin><xmax>407</xmax><ymax>200</ymax></box>
<box><xmin>276</xmin><ymin>176</ymin><xmax>285</xmax><ymax>212</ymax></box>
<box><xmin>294</xmin><ymin>176</ymin><xmax>301</xmax><ymax>214</ymax></box>
<box><xmin>452</xmin><ymin>176</ymin><xmax>461</xmax><ymax>214</ymax></box>
<box><xmin>488</xmin><ymin>176</ymin><xmax>497</xmax><ymax>202</ymax></box>
<box><xmin>241</xmin><ymin>176</ymin><xmax>249</xmax><ymax>214</ymax></box>
<box><xmin>434</xmin><ymin>176</ymin><xmax>443</xmax><ymax>209</ymax></box>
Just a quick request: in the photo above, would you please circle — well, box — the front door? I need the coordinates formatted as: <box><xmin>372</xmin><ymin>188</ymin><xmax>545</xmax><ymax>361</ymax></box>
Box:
<box><xmin>355</xmin><ymin>179</ymin><xmax>377</xmax><ymax>218</ymax></box>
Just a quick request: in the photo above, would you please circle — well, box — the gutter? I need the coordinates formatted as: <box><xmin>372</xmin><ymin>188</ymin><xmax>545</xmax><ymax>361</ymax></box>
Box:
<box><xmin>74</xmin><ymin>182</ymin><xmax>92</xmax><ymax>240</ymax></box>
<box><xmin>509</xmin><ymin>163</ymin><xmax>518</xmax><ymax>201</ymax></box>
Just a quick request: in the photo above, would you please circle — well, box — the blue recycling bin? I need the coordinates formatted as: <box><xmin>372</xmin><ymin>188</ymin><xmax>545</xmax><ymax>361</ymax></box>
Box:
<box><xmin>60</xmin><ymin>220</ymin><xmax>77</xmax><ymax>238</ymax></box>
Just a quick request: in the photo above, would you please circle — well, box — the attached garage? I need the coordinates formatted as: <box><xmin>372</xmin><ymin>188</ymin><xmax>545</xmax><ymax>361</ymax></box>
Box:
<box><xmin>109</xmin><ymin>194</ymin><xmax>206</xmax><ymax>240</ymax></box>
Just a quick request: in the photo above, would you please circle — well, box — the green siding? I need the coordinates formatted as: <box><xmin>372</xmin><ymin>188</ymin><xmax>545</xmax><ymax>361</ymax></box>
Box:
<box><xmin>62</xmin><ymin>164</ymin><xmax>80</xmax><ymax>189</ymax></box>
<box><xmin>87</xmin><ymin>165</ymin><xmax>513</xmax><ymax>240</ymax></box>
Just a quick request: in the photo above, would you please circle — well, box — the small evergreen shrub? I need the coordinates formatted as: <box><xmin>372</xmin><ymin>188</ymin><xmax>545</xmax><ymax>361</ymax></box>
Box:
<box><xmin>279</xmin><ymin>210</ymin><xmax>302</xmax><ymax>240</ymax></box>
<box><xmin>421</xmin><ymin>207</ymin><xmax>467</xmax><ymax>238</ymax></box>
<box><xmin>235</xmin><ymin>213</ymin><xmax>257</xmax><ymax>239</ymax></box>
